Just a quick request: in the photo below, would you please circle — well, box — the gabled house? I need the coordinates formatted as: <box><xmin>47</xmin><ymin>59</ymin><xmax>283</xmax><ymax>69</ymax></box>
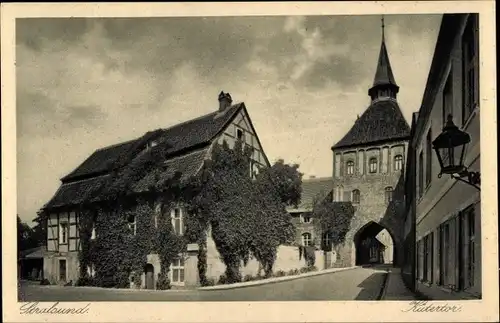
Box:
<box><xmin>40</xmin><ymin>91</ymin><xmax>270</xmax><ymax>288</ymax></box>
<box><xmin>287</xmin><ymin>177</ymin><xmax>333</xmax><ymax>248</ymax></box>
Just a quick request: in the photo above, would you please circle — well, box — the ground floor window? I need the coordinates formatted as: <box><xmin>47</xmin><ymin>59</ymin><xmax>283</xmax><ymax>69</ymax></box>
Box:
<box><xmin>170</xmin><ymin>256</ymin><xmax>185</xmax><ymax>285</ymax></box>
<box><xmin>434</xmin><ymin>203</ymin><xmax>479</xmax><ymax>293</ymax></box>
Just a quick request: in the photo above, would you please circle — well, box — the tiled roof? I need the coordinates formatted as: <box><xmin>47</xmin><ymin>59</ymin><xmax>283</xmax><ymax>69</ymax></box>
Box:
<box><xmin>61</xmin><ymin>104</ymin><xmax>243</xmax><ymax>182</ymax></box>
<box><xmin>332</xmin><ymin>99</ymin><xmax>410</xmax><ymax>150</ymax></box>
<box><xmin>44</xmin><ymin>175</ymin><xmax>111</xmax><ymax>209</ymax></box>
<box><xmin>288</xmin><ymin>177</ymin><xmax>333</xmax><ymax>212</ymax></box>
<box><xmin>132</xmin><ymin>147</ymin><xmax>210</xmax><ymax>193</ymax></box>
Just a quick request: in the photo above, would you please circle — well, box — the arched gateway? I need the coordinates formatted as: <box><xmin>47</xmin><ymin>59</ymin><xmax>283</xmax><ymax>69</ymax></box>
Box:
<box><xmin>329</xmin><ymin>21</ymin><xmax>409</xmax><ymax>269</ymax></box>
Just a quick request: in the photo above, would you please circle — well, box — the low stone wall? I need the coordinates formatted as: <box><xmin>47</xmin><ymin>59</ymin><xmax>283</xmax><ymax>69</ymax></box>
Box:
<box><xmin>205</xmin><ymin>231</ymin><xmax>333</xmax><ymax>281</ymax></box>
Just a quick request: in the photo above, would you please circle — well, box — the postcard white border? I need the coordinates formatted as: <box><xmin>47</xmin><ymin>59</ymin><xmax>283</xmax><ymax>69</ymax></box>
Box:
<box><xmin>2</xmin><ymin>1</ymin><xmax>498</xmax><ymax>322</ymax></box>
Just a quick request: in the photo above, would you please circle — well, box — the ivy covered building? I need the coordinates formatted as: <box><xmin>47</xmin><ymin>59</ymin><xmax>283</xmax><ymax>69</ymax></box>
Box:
<box><xmin>40</xmin><ymin>92</ymin><xmax>271</xmax><ymax>288</ymax></box>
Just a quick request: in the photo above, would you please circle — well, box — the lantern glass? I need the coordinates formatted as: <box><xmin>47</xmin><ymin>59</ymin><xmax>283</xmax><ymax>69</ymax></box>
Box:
<box><xmin>432</xmin><ymin>115</ymin><xmax>471</xmax><ymax>175</ymax></box>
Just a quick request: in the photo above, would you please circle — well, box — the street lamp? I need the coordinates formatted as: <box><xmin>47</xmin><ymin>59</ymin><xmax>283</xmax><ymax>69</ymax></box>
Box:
<box><xmin>432</xmin><ymin>114</ymin><xmax>480</xmax><ymax>190</ymax></box>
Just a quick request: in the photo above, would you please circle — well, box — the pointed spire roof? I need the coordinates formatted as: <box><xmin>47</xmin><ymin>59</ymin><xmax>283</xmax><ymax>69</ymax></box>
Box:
<box><xmin>372</xmin><ymin>17</ymin><xmax>398</xmax><ymax>88</ymax></box>
<box><xmin>372</xmin><ymin>40</ymin><xmax>398</xmax><ymax>87</ymax></box>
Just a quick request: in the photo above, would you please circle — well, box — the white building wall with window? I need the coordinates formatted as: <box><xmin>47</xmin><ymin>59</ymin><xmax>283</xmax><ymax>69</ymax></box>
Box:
<box><xmin>414</xmin><ymin>14</ymin><xmax>481</xmax><ymax>300</ymax></box>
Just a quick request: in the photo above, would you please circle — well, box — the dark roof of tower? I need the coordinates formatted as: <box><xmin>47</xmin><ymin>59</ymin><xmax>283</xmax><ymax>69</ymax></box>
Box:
<box><xmin>371</xmin><ymin>39</ymin><xmax>398</xmax><ymax>88</ymax></box>
<box><xmin>332</xmin><ymin>99</ymin><xmax>410</xmax><ymax>150</ymax></box>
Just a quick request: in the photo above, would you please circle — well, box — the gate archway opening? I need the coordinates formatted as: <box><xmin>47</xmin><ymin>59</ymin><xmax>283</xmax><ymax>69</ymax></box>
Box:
<box><xmin>353</xmin><ymin>221</ymin><xmax>395</xmax><ymax>266</ymax></box>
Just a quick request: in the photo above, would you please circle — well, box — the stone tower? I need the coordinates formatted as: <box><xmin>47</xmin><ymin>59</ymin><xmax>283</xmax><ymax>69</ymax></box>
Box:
<box><xmin>330</xmin><ymin>18</ymin><xmax>411</xmax><ymax>267</ymax></box>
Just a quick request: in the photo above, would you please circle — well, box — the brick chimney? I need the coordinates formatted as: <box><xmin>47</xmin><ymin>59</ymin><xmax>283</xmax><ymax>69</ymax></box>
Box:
<box><xmin>218</xmin><ymin>91</ymin><xmax>233</xmax><ymax>112</ymax></box>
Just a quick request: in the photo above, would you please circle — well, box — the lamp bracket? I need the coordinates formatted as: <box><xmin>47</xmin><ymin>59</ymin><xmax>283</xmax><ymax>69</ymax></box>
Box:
<box><xmin>450</xmin><ymin>169</ymin><xmax>481</xmax><ymax>191</ymax></box>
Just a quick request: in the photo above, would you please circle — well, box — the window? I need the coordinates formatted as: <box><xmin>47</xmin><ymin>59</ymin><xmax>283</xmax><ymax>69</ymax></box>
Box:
<box><xmin>59</xmin><ymin>222</ymin><xmax>68</xmax><ymax>244</ymax></box>
<box><xmin>369</xmin><ymin>158</ymin><xmax>378</xmax><ymax>173</ymax></box>
<box><xmin>322</xmin><ymin>232</ymin><xmax>332</xmax><ymax>251</ymax></box>
<box><xmin>127</xmin><ymin>214</ymin><xmax>136</xmax><ymax>235</ymax></box>
<box><xmin>87</xmin><ymin>264</ymin><xmax>96</xmax><ymax>278</ymax></box>
<box><xmin>236</xmin><ymin>128</ymin><xmax>244</xmax><ymax>141</ymax></box>
<box><xmin>300</xmin><ymin>214</ymin><xmax>312</xmax><ymax>223</ymax></box>
<box><xmin>352</xmin><ymin>189</ymin><xmax>360</xmax><ymax>204</ymax></box>
<box><xmin>346</xmin><ymin>160</ymin><xmax>354</xmax><ymax>175</ymax></box>
<box><xmin>302</xmin><ymin>233</ymin><xmax>312</xmax><ymax>246</ymax></box>
<box><xmin>426</xmin><ymin>130</ymin><xmax>432</xmax><ymax>186</ymax></box>
<box><xmin>460</xmin><ymin>206</ymin><xmax>476</xmax><ymax>290</ymax></box>
<box><xmin>443</xmin><ymin>72</ymin><xmax>453</xmax><ymax>127</ymax></box>
<box><xmin>384</xmin><ymin>187</ymin><xmax>393</xmax><ymax>204</ymax></box>
<box><xmin>171</xmin><ymin>207</ymin><xmax>184</xmax><ymax>235</ymax></box>
<box><xmin>462</xmin><ymin>14</ymin><xmax>479</xmax><ymax>125</ymax></box>
<box><xmin>439</xmin><ymin>219</ymin><xmax>452</xmax><ymax>287</ymax></box>
<box><xmin>394</xmin><ymin>154</ymin><xmax>403</xmax><ymax>171</ymax></box>
<box><xmin>91</xmin><ymin>224</ymin><xmax>96</xmax><ymax>240</ymax></box>
<box><xmin>418</xmin><ymin>151</ymin><xmax>424</xmax><ymax>197</ymax></box>
<box><xmin>171</xmin><ymin>256</ymin><xmax>185</xmax><ymax>284</ymax></box>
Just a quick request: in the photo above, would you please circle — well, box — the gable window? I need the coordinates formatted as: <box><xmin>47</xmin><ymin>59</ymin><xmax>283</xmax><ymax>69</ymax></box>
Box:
<box><xmin>300</xmin><ymin>213</ymin><xmax>312</xmax><ymax>224</ymax></box>
<box><xmin>426</xmin><ymin>129</ymin><xmax>432</xmax><ymax>187</ymax></box>
<box><xmin>171</xmin><ymin>207</ymin><xmax>184</xmax><ymax>236</ymax></box>
<box><xmin>236</xmin><ymin>128</ymin><xmax>245</xmax><ymax>141</ymax></box>
<box><xmin>346</xmin><ymin>160</ymin><xmax>355</xmax><ymax>175</ymax></box>
<box><xmin>462</xmin><ymin>14</ymin><xmax>479</xmax><ymax>125</ymax></box>
<box><xmin>369</xmin><ymin>158</ymin><xmax>378</xmax><ymax>173</ymax></box>
<box><xmin>394</xmin><ymin>155</ymin><xmax>403</xmax><ymax>171</ymax></box>
<box><xmin>385</xmin><ymin>187</ymin><xmax>393</xmax><ymax>204</ymax></box>
<box><xmin>352</xmin><ymin>189</ymin><xmax>360</xmax><ymax>204</ymax></box>
<box><xmin>302</xmin><ymin>232</ymin><xmax>312</xmax><ymax>246</ymax></box>
<box><xmin>418</xmin><ymin>151</ymin><xmax>424</xmax><ymax>198</ymax></box>
<box><xmin>59</xmin><ymin>221</ymin><xmax>68</xmax><ymax>244</ymax></box>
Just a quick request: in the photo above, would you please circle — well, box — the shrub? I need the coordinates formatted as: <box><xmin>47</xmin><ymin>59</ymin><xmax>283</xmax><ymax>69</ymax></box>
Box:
<box><xmin>201</xmin><ymin>278</ymin><xmax>216</xmax><ymax>287</ymax></box>
<box><xmin>76</xmin><ymin>277</ymin><xmax>95</xmax><ymax>287</ymax></box>
<box><xmin>217</xmin><ymin>274</ymin><xmax>227</xmax><ymax>285</ymax></box>
<box><xmin>308</xmin><ymin>265</ymin><xmax>318</xmax><ymax>272</ymax></box>
<box><xmin>243</xmin><ymin>274</ymin><xmax>255</xmax><ymax>282</ymax></box>
<box><xmin>288</xmin><ymin>269</ymin><xmax>300</xmax><ymax>276</ymax></box>
<box><xmin>275</xmin><ymin>270</ymin><xmax>286</xmax><ymax>277</ymax></box>
<box><xmin>40</xmin><ymin>279</ymin><xmax>50</xmax><ymax>285</ymax></box>
<box><xmin>156</xmin><ymin>272</ymin><xmax>171</xmax><ymax>290</ymax></box>
<box><xmin>300</xmin><ymin>267</ymin><xmax>310</xmax><ymax>274</ymax></box>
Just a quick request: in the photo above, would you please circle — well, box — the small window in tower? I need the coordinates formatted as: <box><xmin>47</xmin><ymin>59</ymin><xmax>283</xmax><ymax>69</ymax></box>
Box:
<box><xmin>369</xmin><ymin>158</ymin><xmax>378</xmax><ymax>173</ymax></box>
<box><xmin>346</xmin><ymin>160</ymin><xmax>355</xmax><ymax>175</ymax></box>
<box><xmin>394</xmin><ymin>155</ymin><xmax>403</xmax><ymax>171</ymax></box>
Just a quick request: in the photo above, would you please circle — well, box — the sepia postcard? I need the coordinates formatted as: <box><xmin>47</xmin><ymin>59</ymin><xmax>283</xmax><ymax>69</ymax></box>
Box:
<box><xmin>1</xmin><ymin>1</ymin><xmax>498</xmax><ymax>322</ymax></box>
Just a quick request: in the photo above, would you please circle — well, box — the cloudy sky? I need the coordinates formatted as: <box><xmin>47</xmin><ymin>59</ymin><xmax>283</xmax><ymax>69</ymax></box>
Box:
<box><xmin>16</xmin><ymin>14</ymin><xmax>442</xmax><ymax>224</ymax></box>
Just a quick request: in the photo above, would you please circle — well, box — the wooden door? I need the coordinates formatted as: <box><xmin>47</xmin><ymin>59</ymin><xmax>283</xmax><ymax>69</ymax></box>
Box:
<box><xmin>145</xmin><ymin>264</ymin><xmax>154</xmax><ymax>290</ymax></box>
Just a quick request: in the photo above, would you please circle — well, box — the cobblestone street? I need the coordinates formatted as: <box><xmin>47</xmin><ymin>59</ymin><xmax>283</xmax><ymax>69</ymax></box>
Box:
<box><xmin>19</xmin><ymin>266</ymin><xmax>389</xmax><ymax>302</ymax></box>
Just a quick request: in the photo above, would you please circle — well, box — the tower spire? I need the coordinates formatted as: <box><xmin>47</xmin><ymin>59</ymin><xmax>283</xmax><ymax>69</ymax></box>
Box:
<box><xmin>381</xmin><ymin>15</ymin><xmax>385</xmax><ymax>41</ymax></box>
<box><xmin>368</xmin><ymin>15</ymin><xmax>399</xmax><ymax>102</ymax></box>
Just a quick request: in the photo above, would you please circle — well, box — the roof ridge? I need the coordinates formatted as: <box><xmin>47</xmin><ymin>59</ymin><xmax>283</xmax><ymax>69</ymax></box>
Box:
<box><xmin>160</xmin><ymin>102</ymin><xmax>242</xmax><ymax>132</ymax></box>
<box><xmin>94</xmin><ymin>138</ymin><xmax>138</xmax><ymax>152</ymax></box>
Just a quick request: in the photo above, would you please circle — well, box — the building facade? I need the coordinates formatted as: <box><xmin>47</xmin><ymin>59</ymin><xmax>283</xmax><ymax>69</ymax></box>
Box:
<box><xmin>329</xmin><ymin>25</ymin><xmax>410</xmax><ymax>268</ymax></box>
<box><xmin>408</xmin><ymin>13</ymin><xmax>481</xmax><ymax>300</ymax></box>
<box><xmin>41</xmin><ymin>92</ymin><xmax>271</xmax><ymax>288</ymax></box>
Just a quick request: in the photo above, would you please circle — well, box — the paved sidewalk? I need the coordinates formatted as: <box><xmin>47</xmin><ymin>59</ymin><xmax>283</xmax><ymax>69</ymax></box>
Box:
<box><xmin>198</xmin><ymin>266</ymin><xmax>359</xmax><ymax>290</ymax></box>
<box><xmin>380</xmin><ymin>267</ymin><xmax>417</xmax><ymax>300</ymax></box>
